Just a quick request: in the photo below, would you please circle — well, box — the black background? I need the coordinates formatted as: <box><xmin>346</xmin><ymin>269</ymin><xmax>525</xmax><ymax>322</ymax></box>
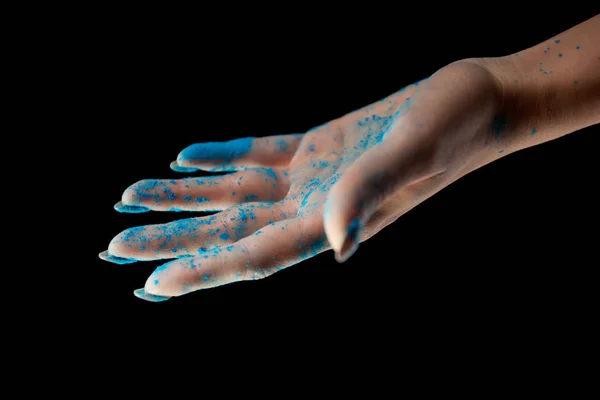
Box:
<box><xmin>77</xmin><ymin>8</ymin><xmax>598</xmax><ymax>333</ymax></box>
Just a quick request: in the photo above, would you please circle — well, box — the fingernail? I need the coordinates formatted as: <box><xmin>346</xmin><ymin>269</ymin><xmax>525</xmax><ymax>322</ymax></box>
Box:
<box><xmin>170</xmin><ymin>161</ymin><xmax>197</xmax><ymax>173</ymax></box>
<box><xmin>335</xmin><ymin>218</ymin><xmax>362</xmax><ymax>263</ymax></box>
<box><xmin>179</xmin><ymin>138</ymin><xmax>254</xmax><ymax>162</ymax></box>
<box><xmin>114</xmin><ymin>201</ymin><xmax>150</xmax><ymax>213</ymax></box>
<box><xmin>99</xmin><ymin>250</ymin><xmax>137</xmax><ymax>265</ymax></box>
<box><xmin>133</xmin><ymin>288</ymin><xmax>171</xmax><ymax>302</ymax></box>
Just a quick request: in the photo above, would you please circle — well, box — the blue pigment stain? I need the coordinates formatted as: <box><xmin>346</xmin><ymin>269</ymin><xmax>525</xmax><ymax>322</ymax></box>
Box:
<box><xmin>183</xmin><ymin>196</ymin><xmax>191</xmax><ymax>202</ymax></box>
<box><xmin>244</xmin><ymin>194</ymin><xmax>258</xmax><ymax>202</ymax></box>
<box><xmin>218</xmin><ymin>232</ymin><xmax>230</xmax><ymax>241</ymax></box>
<box><xmin>491</xmin><ymin>115</ymin><xmax>507</xmax><ymax>139</ymax></box>
<box><xmin>153</xmin><ymin>280</ymin><xmax>159</xmax><ymax>285</ymax></box>
<box><xmin>114</xmin><ymin>202</ymin><xmax>149</xmax><ymax>213</ymax></box>
<box><xmin>195</xmin><ymin>197</ymin><xmax>209</xmax><ymax>203</ymax></box>
<box><xmin>555</xmin><ymin>39</ymin><xmax>560</xmax><ymax>44</ymax></box>
<box><xmin>558</xmin><ymin>53</ymin><xmax>563</xmax><ymax>57</ymax></box>
<box><xmin>179</xmin><ymin>137</ymin><xmax>254</xmax><ymax>164</ymax></box>
<box><xmin>262</xmin><ymin>168</ymin><xmax>277</xmax><ymax>182</ymax></box>
<box><xmin>346</xmin><ymin>218</ymin><xmax>361</xmax><ymax>242</ymax></box>
<box><xmin>99</xmin><ymin>251</ymin><xmax>137</xmax><ymax>264</ymax></box>
<box><xmin>498</xmin><ymin>150</ymin><xmax>504</xmax><ymax>154</ymax></box>
<box><xmin>308</xmin><ymin>144</ymin><xmax>315</xmax><ymax>152</ymax></box>
<box><xmin>171</xmin><ymin>164</ymin><xmax>197</xmax><ymax>173</ymax></box>
<box><xmin>275</xmin><ymin>138</ymin><xmax>288</xmax><ymax>152</ymax></box>
<box><xmin>133</xmin><ymin>288</ymin><xmax>170</xmax><ymax>302</ymax></box>
<box><xmin>531</xmin><ymin>128</ymin><xmax>536</xmax><ymax>136</ymax></box>
<box><xmin>575</xmin><ymin>46</ymin><xmax>580</xmax><ymax>50</ymax></box>
<box><xmin>169</xmin><ymin>180</ymin><xmax>176</xmax><ymax>184</ymax></box>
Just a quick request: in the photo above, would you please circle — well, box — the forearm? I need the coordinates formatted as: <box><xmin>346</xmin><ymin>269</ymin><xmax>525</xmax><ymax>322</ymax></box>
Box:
<box><xmin>477</xmin><ymin>14</ymin><xmax>600</xmax><ymax>153</ymax></box>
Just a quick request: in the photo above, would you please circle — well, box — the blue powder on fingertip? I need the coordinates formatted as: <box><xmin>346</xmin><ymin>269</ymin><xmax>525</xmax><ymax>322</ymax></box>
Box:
<box><xmin>99</xmin><ymin>251</ymin><xmax>137</xmax><ymax>264</ymax></box>
<box><xmin>179</xmin><ymin>137</ymin><xmax>255</xmax><ymax>163</ymax></box>
<box><xmin>133</xmin><ymin>288</ymin><xmax>170</xmax><ymax>302</ymax></box>
<box><xmin>114</xmin><ymin>202</ymin><xmax>150</xmax><ymax>213</ymax></box>
<box><xmin>171</xmin><ymin>163</ymin><xmax>197</xmax><ymax>173</ymax></box>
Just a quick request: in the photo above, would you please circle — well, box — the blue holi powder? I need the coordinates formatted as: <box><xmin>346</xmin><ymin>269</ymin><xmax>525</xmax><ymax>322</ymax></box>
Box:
<box><xmin>498</xmin><ymin>150</ymin><xmax>504</xmax><ymax>154</ymax></box>
<box><xmin>262</xmin><ymin>168</ymin><xmax>277</xmax><ymax>181</ymax></box>
<box><xmin>531</xmin><ymin>128</ymin><xmax>536</xmax><ymax>136</ymax></box>
<box><xmin>179</xmin><ymin>137</ymin><xmax>254</xmax><ymax>164</ymax></box>
<box><xmin>231</xmin><ymin>191</ymin><xmax>235</xmax><ymax>196</ymax></box>
<box><xmin>183</xmin><ymin>196</ymin><xmax>191</xmax><ymax>202</ymax></box>
<box><xmin>218</xmin><ymin>232</ymin><xmax>230</xmax><ymax>241</ymax></box>
<box><xmin>226</xmin><ymin>245</ymin><xmax>233</xmax><ymax>252</ymax></box>
<box><xmin>140</xmin><ymin>246</ymin><xmax>147</xmax><ymax>251</ymax></box>
<box><xmin>346</xmin><ymin>218</ymin><xmax>361</xmax><ymax>242</ymax></box>
<box><xmin>576</xmin><ymin>46</ymin><xmax>580</xmax><ymax>50</ymax></box>
<box><xmin>114</xmin><ymin>202</ymin><xmax>149</xmax><ymax>213</ymax></box>
<box><xmin>162</xmin><ymin>187</ymin><xmax>176</xmax><ymax>201</ymax></box>
<box><xmin>555</xmin><ymin>39</ymin><xmax>560</xmax><ymax>44</ymax></box>
<box><xmin>491</xmin><ymin>115</ymin><xmax>507</xmax><ymax>139</ymax></box>
<box><xmin>171</xmin><ymin>164</ymin><xmax>197</xmax><ymax>173</ymax></box>
<box><xmin>308</xmin><ymin>144</ymin><xmax>315</xmax><ymax>152</ymax></box>
<box><xmin>153</xmin><ymin>280</ymin><xmax>159</xmax><ymax>285</ymax></box>
<box><xmin>558</xmin><ymin>53</ymin><xmax>563</xmax><ymax>57</ymax></box>
<box><xmin>133</xmin><ymin>288</ymin><xmax>170</xmax><ymax>302</ymax></box>
<box><xmin>275</xmin><ymin>138</ymin><xmax>289</xmax><ymax>152</ymax></box>
<box><xmin>195</xmin><ymin>196</ymin><xmax>209</xmax><ymax>203</ymax></box>
<box><xmin>99</xmin><ymin>251</ymin><xmax>137</xmax><ymax>264</ymax></box>
<box><xmin>318</xmin><ymin>160</ymin><xmax>329</xmax><ymax>169</ymax></box>
<box><xmin>169</xmin><ymin>180</ymin><xmax>176</xmax><ymax>184</ymax></box>
<box><xmin>198</xmin><ymin>247</ymin><xmax>207</xmax><ymax>253</ymax></box>
<box><xmin>244</xmin><ymin>194</ymin><xmax>258</xmax><ymax>202</ymax></box>
<box><xmin>203</xmin><ymin>274</ymin><xmax>210</xmax><ymax>283</ymax></box>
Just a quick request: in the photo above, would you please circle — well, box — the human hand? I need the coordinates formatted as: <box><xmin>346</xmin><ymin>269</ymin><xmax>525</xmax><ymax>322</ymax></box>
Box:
<box><xmin>100</xmin><ymin>59</ymin><xmax>506</xmax><ymax>302</ymax></box>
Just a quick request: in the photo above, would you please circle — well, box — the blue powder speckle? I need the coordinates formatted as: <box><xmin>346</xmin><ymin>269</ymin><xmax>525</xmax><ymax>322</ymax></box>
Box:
<box><xmin>183</xmin><ymin>196</ymin><xmax>191</xmax><ymax>202</ymax></box>
<box><xmin>555</xmin><ymin>39</ymin><xmax>560</xmax><ymax>44</ymax></box>
<box><xmin>491</xmin><ymin>115</ymin><xmax>507</xmax><ymax>139</ymax></box>
<box><xmin>218</xmin><ymin>232</ymin><xmax>230</xmax><ymax>241</ymax></box>
<box><xmin>558</xmin><ymin>53</ymin><xmax>563</xmax><ymax>57</ymax></box>
<box><xmin>153</xmin><ymin>280</ymin><xmax>159</xmax><ymax>285</ymax></box>
<box><xmin>308</xmin><ymin>144</ymin><xmax>315</xmax><ymax>152</ymax></box>
<box><xmin>244</xmin><ymin>194</ymin><xmax>258</xmax><ymax>202</ymax></box>
<box><xmin>275</xmin><ymin>139</ymin><xmax>288</xmax><ymax>152</ymax></box>
<box><xmin>531</xmin><ymin>128</ymin><xmax>536</xmax><ymax>136</ymax></box>
<box><xmin>195</xmin><ymin>197</ymin><xmax>209</xmax><ymax>203</ymax></box>
<box><xmin>575</xmin><ymin>45</ymin><xmax>580</xmax><ymax>50</ymax></box>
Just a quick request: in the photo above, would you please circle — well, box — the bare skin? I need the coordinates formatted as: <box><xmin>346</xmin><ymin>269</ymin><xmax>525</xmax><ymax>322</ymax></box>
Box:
<box><xmin>100</xmin><ymin>15</ymin><xmax>600</xmax><ymax>302</ymax></box>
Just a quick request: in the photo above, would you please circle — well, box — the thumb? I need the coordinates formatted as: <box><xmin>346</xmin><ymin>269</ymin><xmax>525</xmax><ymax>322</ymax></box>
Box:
<box><xmin>323</xmin><ymin>133</ymin><xmax>436</xmax><ymax>263</ymax></box>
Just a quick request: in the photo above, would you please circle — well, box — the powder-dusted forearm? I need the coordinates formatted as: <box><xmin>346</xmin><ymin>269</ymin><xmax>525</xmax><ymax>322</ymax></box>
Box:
<box><xmin>478</xmin><ymin>14</ymin><xmax>600</xmax><ymax>153</ymax></box>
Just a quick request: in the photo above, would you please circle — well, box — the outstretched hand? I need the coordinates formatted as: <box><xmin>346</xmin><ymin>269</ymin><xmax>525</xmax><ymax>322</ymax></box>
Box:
<box><xmin>101</xmin><ymin>59</ymin><xmax>504</xmax><ymax>302</ymax></box>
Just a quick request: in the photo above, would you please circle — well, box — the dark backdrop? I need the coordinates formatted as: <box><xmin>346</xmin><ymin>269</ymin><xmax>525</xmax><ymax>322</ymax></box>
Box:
<box><xmin>79</xmin><ymin>9</ymin><xmax>598</xmax><ymax>330</ymax></box>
